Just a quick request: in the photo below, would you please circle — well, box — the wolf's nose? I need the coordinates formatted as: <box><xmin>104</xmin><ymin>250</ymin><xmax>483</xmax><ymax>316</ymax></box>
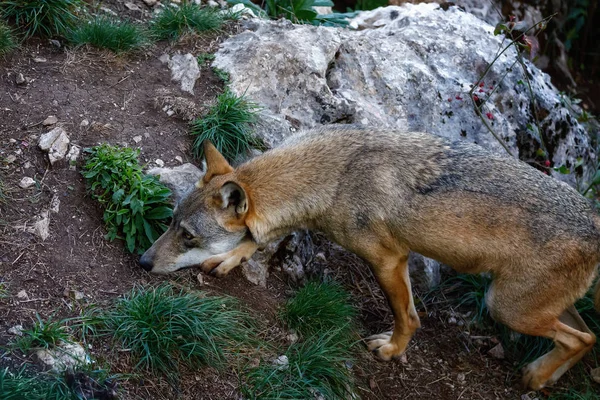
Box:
<box><xmin>139</xmin><ymin>253</ymin><xmax>154</xmax><ymax>272</ymax></box>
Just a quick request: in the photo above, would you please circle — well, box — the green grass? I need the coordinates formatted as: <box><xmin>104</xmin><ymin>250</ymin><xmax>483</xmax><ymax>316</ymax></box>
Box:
<box><xmin>548</xmin><ymin>385</ymin><xmax>600</xmax><ymax>400</ymax></box>
<box><xmin>281</xmin><ymin>281</ymin><xmax>357</xmax><ymax>339</ymax></box>
<box><xmin>243</xmin><ymin>280</ymin><xmax>358</xmax><ymax>399</ymax></box>
<box><xmin>190</xmin><ymin>89</ymin><xmax>263</xmax><ymax>162</ymax></box>
<box><xmin>242</xmin><ymin>329</ymin><xmax>355</xmax><ymax>399</ymax></box>
<box><xmin>213</xmin><ymin>67</ymin><xmax>230</xmax><ymax>83</ymax></box>
<box><xmin>197</xmin><ymin>52</ymin><xmax>215</xmax><ymax>65</ymax></box>
<box><xmin>0</xmin><ymin>366</ymin><xmax>119</xmax><ymax>400</ymax></box>
<box><xmin>92</xmin><ymin>283</ymin><xmax>256</xmax><ymax>379</ymax></box>
<box><xmin>0</xmin><ymin>0</ymin><xmax>81</xmax><ymax>39</ymax></box>
<box><xmin>69</xmin><ymin>17</ymin><xmax>150</xmax><ymax>53</ymax></box>
<box><xmin>82</xmin><ymin>144</ymin><xmax>173</xmax><ymax>254</ymax></box>
<box><xmin>15</xmin><ymin>314</ymin><xmax>71</xmax><ymax>352</ymax></box>
<box><xmin>151</xmin><ymin>3</ymin><xmax>225</xmax><ymax>41</ymax></box>
<box><xmin>0</xmin><ymin>22</ymin><xmax>17</xmax><ymax>55</ymax></box>
<box><xmin>0</xmin><ymin>281</ymin><xmax>8</xmax><ymax>299</ymax></box>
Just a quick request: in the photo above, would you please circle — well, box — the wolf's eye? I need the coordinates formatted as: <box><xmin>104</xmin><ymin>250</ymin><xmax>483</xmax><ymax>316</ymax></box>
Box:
<box><xmin>182</xmin><ymin>231</ymin><xmax>194</xmax><ymax>241</ymax></box>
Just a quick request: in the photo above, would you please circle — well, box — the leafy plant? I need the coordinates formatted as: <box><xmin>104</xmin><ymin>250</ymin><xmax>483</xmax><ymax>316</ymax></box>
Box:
<box><xmin>0</xmin><ymin>0</ymin><xmax>81</xmax><ymax>39</ymax></box>
<box><xmin>92</xmin><ymin>284</ymin><xmax>256</xmax><ymax>379</ymax></box>
<box><xmin>15</xmin><ymin>314</ymin><xmax>71</xmax><ymax>352</ymax></box>
<box><xmin>82</xmin><ymin>144</ymin><xmax>172</xmax><ymax>254</ymax></box>
<box><xmin>69</xmin><ymin>17</ymin><xmax>150</xmax><ymax>53</ymax></box>
<box><xmin>197</xmin><ymin>52</ymin><xmax>215</xmax><ymax>65</ymax></box>
<box><xmin>190</xmin><ymin>89</ymin><xmax>264</xmax><ymax>162</ymax></box>
<box><xmin>281</xmin><ymin>281</ymin><xmax>357</xmax><ymax>339</ymax></box>
<box><xmin>151</xmin><ymin>2</ymin><xmax>225</xmax><ymax>41</ymax></box>
<box><xmin>0</xmin><ymin>21</ymin><xmax>17</xmax><ymax>55</ymax></box>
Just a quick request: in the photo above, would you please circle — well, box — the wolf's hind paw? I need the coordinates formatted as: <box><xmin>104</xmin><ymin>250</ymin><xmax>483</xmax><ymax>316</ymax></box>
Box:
<box><xmin>366</xmin><ymin>331</ymin><xmax>401</xmax><ymax>361</ymax></box>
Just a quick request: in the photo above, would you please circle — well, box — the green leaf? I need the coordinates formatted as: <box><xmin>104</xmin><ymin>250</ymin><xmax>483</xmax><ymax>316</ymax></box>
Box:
<box><xmin>145</xmin><ymin>206</ymin><xmax>173</xmax><ymax>220</ymax></box>
<box><xmin>112</xmin><ymin>188</ymin><xmax>125</xmax><ymax>203</ymax></box>
<box><xmin>494</xmin><ymin>23</ymin><xmax>508</xmax><ymax>36</ymax></box>
<box><xmin>126</xmin><ymin>234</ymin><xmax>136</xmax><ymax>253</ymax></box>
<box><xmin>554</xmin><ymin>165</ymin><xmax>570</xmax><ymax>174</ymax></box>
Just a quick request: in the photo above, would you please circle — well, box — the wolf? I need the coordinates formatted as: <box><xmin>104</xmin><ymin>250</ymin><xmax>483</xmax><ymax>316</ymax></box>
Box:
<box><xmin>140</xmin><ymin>126</ymin><xmax>600</xmax><ymax>390</ymax></box>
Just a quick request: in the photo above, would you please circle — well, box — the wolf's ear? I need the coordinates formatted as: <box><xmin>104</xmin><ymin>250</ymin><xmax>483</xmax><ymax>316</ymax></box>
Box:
<box><xmin>201</xmin><ymin>140</ymin><xmax>233</xmax><ymax>185</ymax></box>
<box><xmin>219</xmin><ymin>181</ymin><xmax>249</xmax><ymax>217</ymax></box>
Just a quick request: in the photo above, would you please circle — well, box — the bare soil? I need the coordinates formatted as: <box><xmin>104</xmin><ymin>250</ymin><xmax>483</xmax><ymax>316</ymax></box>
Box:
<box><xmin>0</xmin><ymin>2</ymin><xmax>598</xmax><ymax>399</ymax></box>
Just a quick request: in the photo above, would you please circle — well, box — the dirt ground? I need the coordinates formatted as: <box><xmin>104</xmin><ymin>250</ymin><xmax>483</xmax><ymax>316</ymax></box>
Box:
<box><xmin>0</xmin><ymin>2</ymin><xmax>598</xmax><ymax>399</ymax></box>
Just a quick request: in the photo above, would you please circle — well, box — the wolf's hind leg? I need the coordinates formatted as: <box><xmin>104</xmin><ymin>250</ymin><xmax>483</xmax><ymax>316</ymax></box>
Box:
<box><xmin>486</xmin><ymin>283</ymin><xmax>596</xmax><ymax>390</ymax></box>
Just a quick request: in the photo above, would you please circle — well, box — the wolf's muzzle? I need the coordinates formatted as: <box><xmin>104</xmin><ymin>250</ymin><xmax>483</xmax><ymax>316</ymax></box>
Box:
<box><xmin>139</xmin><ymin>253</ymin><xmax>154</xmax><ymax>272</ymax></box>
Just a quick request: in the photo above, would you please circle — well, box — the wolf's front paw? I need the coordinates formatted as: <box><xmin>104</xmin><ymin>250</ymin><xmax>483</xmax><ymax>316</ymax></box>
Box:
<box><xmin>201</xmin><ymin>255</ymin><xmax>241</xmax><ymax>277</ymax></box>
<box><xmin>366</xmin><ymin>331</ymin><xmax>400</xmax><ymax>361</ymax></box>
<box><xmin>521</xmin><ymin>361</ymin><xmax>548</xmax><ymax>390</ymax></box>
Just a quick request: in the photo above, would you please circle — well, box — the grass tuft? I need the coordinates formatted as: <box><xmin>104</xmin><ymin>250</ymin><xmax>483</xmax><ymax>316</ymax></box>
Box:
<box><xmin>93</xmin><ymin>283</ymin><xmax>256</xmax><ymax>379</ymax></box>
<box><xmin>190</xmin><ymin>89</ymin><xmax>263</xmax><ymax>162</ymax></box>
<box><xmin>69</xmin><ymin>17</ymin><xmax>150</xmax><ymax>53</ymax></box>
<box><xmin>16</xmin><ymin>314</ymin><xmax>71</xmax><ymax>352</ymax></box>
<box><xmin>242</xmin><ymin>329</ymin><xmax>355</xmax><ymax>400</ymax></box>
<box><xmin>243</xmin><ymin>280</ymin><xmax>358</xmax><ymax>399</ymax></box>
<box><xmin>0</xmin><ymin>0</ymin><xmax>81</xmax><ymax>39</ymax></box>
<box><xmin>151</xmin><ymin>3</ymin><xmax>225</xmax><ymax>41</ymax></box>
<box><xmin>0</xmin><ymin>22</ymin><xmax>17</xmax><ymax>55</ymax></box>
<box><xmin>281</xmin><ymin>281</ymin><xmax>357</xmax><ymax>339</ymax></box>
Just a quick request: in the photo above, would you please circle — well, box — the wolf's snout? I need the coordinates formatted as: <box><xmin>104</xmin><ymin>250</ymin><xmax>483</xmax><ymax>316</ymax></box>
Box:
<box><xmin>139</xmin><ymin>252</ymin><xmax>154</xmax><ymax>272</ymax></box>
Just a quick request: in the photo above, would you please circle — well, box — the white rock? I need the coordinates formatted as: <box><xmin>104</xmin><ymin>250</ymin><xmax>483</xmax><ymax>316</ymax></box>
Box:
<box><xmin>16</xmin><ymin>290</ymin><xmax>28</xmax><ymax>300</ymax></box>
<box><xmin>167</xmin><ymin>53</ymin><xmax>201</xmax><ymax>95</ymax></box>
<box><xmin>36</xmin><ymin>342</ymin><xmax>91</xmax><ymax>372</ymax></box>
<box><xmin>28</xmin><ymin>210</ymin><xmax>50</xmax><ymax>241</ymax></box>
<box><xmin>50</xmin><ymin>195</ymin><xmax>60</xmax><ymax>214</ymax></box>
<box><xmin>8</xmin><ymin>325</ymin><xmax>24</xmax><ymax>336</ymax></box>
<box><xmin>144</xmin><ymin>132</ymin><xmax>150</xmax><ymax>138</ymax></box>
<box><xmin>125</xmin><ymin>2</ymin><xmax>141</xmax><ymax>11</ymax></box>
<box><xmin>19</xmin><ymin>177</ymin><xmax>36</xmax><ymax>189</ymax></box>
<box><xmin>42</xmin><ymin>115</ymin><xmax>58</xmax><ymax>126</ymax></box>
<box><xmin>66</xmin><ymin>145</ymin><xmax>81</xmax><ymax>170</ymax></box>
<box><xmin>5</xmin><ymin>154</ymin><xmax>17</xmax><ymax>163</ymax></box>
<box><xmin>9</xmin><ymin>138</ymin><xmax>16</xmax><ymax>143</ymax></box>
<box><xmin>80</xmin><ymin>119</ymin><xmax>89</xmax><ymax>127</ymax></box>
<box><xmin>207</xmin><ymin>0</ymin><xmax>219</xmax><ymax>7</ymax></box>
<box><xmin>175</xmin><ymin>156</ymin><xmax>183</xmax><ymax>163</ymax></box>
<box><xmin>147</xmin><ymin>163</ymin><xmax>203</xmax><ymax>203</ymax></box>
<box><xmin>33</xmin><ymin>57</ymin><xmax>47</xmax><ymax>63</ymax></box>
<box><xmin>229</xmin><ymin>3</ymin><xmax>256</xmax><ymax>18</ymax></box>
<box><xmin>159</xmin><ymin>53</ymin><xmax>170</xmax><ymax>64</ymax></box>
<box><xmin>133</xmin><ymin>135</ymin><xmax>143</xmax><ymax>143</ymax></box>
<box><xmin>273</xmin><ymin>355</ymin><xmax>289</xmax><ymax>370</ymax></box>
<box><xmin>155</xmin><ymin>159</ymin><xmax>165</xmax><ymax>167</ymax></box>
<box><xmin>15</xmin><ymin>73</ymin><xmax>25</xmax><ymax>85</ymax></box>
<box><xmin>39</xmin><ymin>127</ymin><xmax>70</xmax><ymax>165</ymax></box>
<box><xmin>23</xmin><ymin>161</ymin><xmax>32</xmax><ymax>169</ymax></box>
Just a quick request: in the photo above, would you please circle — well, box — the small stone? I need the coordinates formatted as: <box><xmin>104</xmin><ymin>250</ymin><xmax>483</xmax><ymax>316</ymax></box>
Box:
<box><xmin>488</xmin><ymin>343</ymin><xmax>505</xmax><ymax>359</ymax></box>
<box><xmin>73</xmin><ymin>290</ymin><xmax>85</xmax><ymax>300</ymax></box>
<box><xmin>19</xmin><ymin>177</ymin><xmax>36</xmax><ymax>189</ymax></box>
<box><xmin>52</xmin><ymin>100</ymin><xmax>59</xmax><ymax>107</ymax></box>
<box><xmin>133</xmin><ymin>135</ymin><xmax>143</xmax><ymax>143</ymax></box>
<box><xmin>166</xmin><ymin>109</ymin><xmax>175</xmax><ymax>116</ymax></box>
<box><xmin>17</xmin><ymin>290</ymin><xmax>28</xmax><ymax>300</ymax></box>
<box><xmin>273</xmin><ymin>355</ymin><xmax>289</xmax><ymax>370</ymax></box>
<box><xmin>591</xmin><ymin>367</ymin><xmax>600</xmax><ymax>384</ymax></box>
<box><xmin>100</xmin><ymin>6</ymin><xmax>118</xmax><ymax>16</ymax></box>
<box><xmin>39</xmin><ymin>127</ymin><xmax>70</xmax><ymax>165</ymax></box>
<box><xmin>67</xmin><ymin>145</ymin><xmax>81</xmax><ymax>170</ymax></box>
<box><xmin>43</xmin><ymin>115</ymin><xmax>58</xmax><ymax>126</ymax></box>
<box><xmin>23</xmin><ymin>161</ymin><xmax>32</xmax><ymax>169</ymax></box>
<box><xmin>36</xmin><ymin>342</ymin><xmax>91</xmax><ymax>372</ymax></box>
<box><xmin>143</xmin><ymin>0</ymin><xmax>158</xmax><ymax>6</ymax></box>
<box><xmin>144</xmin><ymin>132</ymin><xmax>150</xmax><ymax>138</ymax></box>
<box><xmin>207</xmin><ymin>0</ymin><xmax>218</xmax><ymax>7</ymax></box>
<box><xmin>5</xmin><ymin>155</ymin><xmax>17</xmax><ymax>164</ymax></box>
<box><xmin>50</xmin><ymin>39</ymin><xmax>61</xmax><ymax>48</ymax></box>
<box><xmin>159</xmin><ymin>54</ymin><xmax>170</xmax><ymax>64</ymax></box>
<box><xmin>9</xmin><ymin>138</ymin><xmax>16</xmax><ymax>143</ymax></box>
<box><xmin>447</xmin><ymin>316</ymin><xmax>457</xmax><ymax>325</ymax></box>
<box><xmin>50</xmin><ymin>195</ymin><xmax>60</xmax><ymax>213</ymax></box>
<box><xmin>286</xmin><ymin>332</ymin><xmax>298</xmax><ymax>344</ymax></box>
<box><xmin>456</xmin><ymin>372</ymin><xmax>465</xmax><ymax>383</ymax></box>
<box><xmin>15</xmin><ymin>73</ymin><xmax>25</xmax><ymax>85</ymax></box>
<box><xmin>175</xmin><ymin>156</ymin><xmax>183</xmax><ymax>163</ymax></box>
<box><xmin>80</xmin><ymin>119</ymin><xmax>89</xmax><ymax>127</ymax></box>
<box><xmin>155</xmin><ymin>159</ymin><xmax>164</xmax><ymax>167</ymax></box>
<box><xmin>8</xmin><ymin>325</ymin><xmax>24</xmax><ymax>336</ymax></box>
<box><xmin>197</xmin><ymin>273</ymin><xmax>204</xmax><ymax>285</ymax></box>
<box><xmin>28</xmin><ymin>210</ymin><xmax>50</xmax><ymax>240</ymax></box>
<box><xmin>125</xmin><ymin>2</ymin><xmax>141</xmax><ymax>11</ymax></box>
<box><xmin>33</xmin><ymin>57</ymin><xmax>47</xmax><ymax>63</ymax></box>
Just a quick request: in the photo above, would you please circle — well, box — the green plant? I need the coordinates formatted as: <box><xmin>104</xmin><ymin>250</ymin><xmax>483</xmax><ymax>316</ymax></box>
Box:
<box><xmin>0</xmin><ymin>281</ymin><xmax>8</xmax><ymax>299</ymax></box>
<box><xmin>0</xmin><ymin>367</ymin><xmax>119</xmax><ymax>400</ymax></box>
<box><xmin>15</xmin><ymin>314</ymin><xmax>71</xmax><ymax>352</ymax></box>
<box><xmin>281</xmin><ymin>281</ymin><xmax>357</xmax><ymax>339</ymax></box>
<box><xmin>0</xmin><ymin>21</ymin><xmax>17</xmax><ymax>55</ymax></box>
<box><xmin>212</xmin><ymin>67</ymin><xmax>230</xmax><ymax>83</ymax></box>
<box><xmin>190</xmin><ymin>89</ymin><xmax>263</xmax><ymax>162</ymax></box>
<box><xmin>94</xmin><ymin>284</ymin><xmax>256</xmax><ymax>379</ymax></box>
<box><xmin>69</xmin><ymin>17</ymin><xmax>150</xmax><ymax>53</ymax></box>
<box><xmin>0</xmin><ymin>0</ymin><xmax>81</xmax><ymax>39</ymax></box>
<box><xmin>82</xmin><ymin>144</ymin><xmax>172</xmax><ymax>254</ymax></box>
<box><xmin>151</xmin><ymin>2</ymin><xmax>225</xmax><ymax>41</ymax></box>
<box><xmin>242</xmin><ymin>329</ymin><xmax>355</xmax><ymax>399</ymax></box>
<box><xmin>549</xmin><ymin>387</ymin><xmax>600</xmax><ymax>400</ymax></box>
<box><xmin>228</xmin><ymin>0</ymin><xmax>353</xmax><ymax>26</ymax></box>
<box><xmin>197</xmin><ymin>52</ymin><xmax>215</xmax><ymax>65</ymax></box>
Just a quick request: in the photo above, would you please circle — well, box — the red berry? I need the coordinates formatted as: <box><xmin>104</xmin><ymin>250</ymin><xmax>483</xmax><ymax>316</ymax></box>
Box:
<box><xmin>479</xmin><ymin>82</ymin><xmax>485</xmax><ymax>87</ymax></box>
<box><xmin>455</xmin><ymin>95</ymin><xmax>463</xmax><ymax>100</ymax></box>
<box><xmin>485</xmin><ymin>112</ymin><xmax>494</xmax><ymax>120</ymax></box>
<box><xmin>473</xmin><ymin>95</ymin><xmax>479</xmax><ymax>102</ymax></box>
<box><xmin>448</xmin><ymin>98</ymin><xmax>452</xmax><ymax>102</ymax></box>
<box><xmin>544</xmin><ymin>160</ymin><xmax>551</xmax><ymax>167</ymax></box>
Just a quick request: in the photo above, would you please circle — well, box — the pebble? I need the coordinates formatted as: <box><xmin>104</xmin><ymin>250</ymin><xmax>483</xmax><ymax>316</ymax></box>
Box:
<box><xmin>155</xmin><ymin>159</ymin><xmax>165</xmax><ymax>167</ymax></box>
<box><xmin>43</xmin><ymin>115</ymin><xmax>58</xmax><ymax>126</ymax></box>
<box><xmin>16</xmin><ymin>290</ymin><xmax>28</xmax><ymax>300</ymax></box>
<box><xmin>5</xmin><ymin>155</ymin><xmax>16</xmax><ymax>164</ymax></box>
<box><xmin>133</xmin><ymin>135</ymin><xmax>143</xmax><ymax>143</ymax></box>
<box><xmin>80</xmin><ymin>119</ymin><xmax>89</xmax><ymax>127</ymax></box>
<box><xmin>143</xmin><ymin>0</ymin><xmax>158</xmax><ymax>6</ymax></box>
<box><xmin>8</xmin><ymin>325</ymin><xmax>24</xmax><ymax>336</ymax></box>
<box><xmin>33</xmin><ymin>57</ymin><xmax>47</xmax><ymax>63</ymax></box>
<box><xmin>15</xmin><ymin>73</ymin><xmax>26</xmax><ymax>85</ymax></box>
<box><xmin>175</xmin><ymin>156</ymin><xmax>183</xmax><ymax>163</ymax></box>
<box><xmin>19</xmin><ymin>177</ymin><xmax>36</xmax><ymax>189</ymax></box>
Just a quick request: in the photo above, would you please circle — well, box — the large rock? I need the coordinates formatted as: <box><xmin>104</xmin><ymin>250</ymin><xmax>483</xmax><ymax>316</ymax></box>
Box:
<box><xmin>166</xmin><ymin>53</ymin><xmax>201</xmax><ymax>95</ymax></box>
<box><xmin>39</xmin><ymin>127</ymin><xmax>70</xmax><ymax>165</ymax></box>
<box><xmin>147</xmin><ymin>163</ymin><xmax>203</xmax><ymax>204</ymax></box>
<box><xmin>213</xmin><ymin>3</ymin><xmax>595</xmax><ymax>188</ymax></box>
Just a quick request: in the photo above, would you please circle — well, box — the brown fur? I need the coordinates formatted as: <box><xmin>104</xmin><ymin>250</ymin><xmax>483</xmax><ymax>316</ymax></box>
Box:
<box><xmin>140</xmin><ymin>127</ymin><xmax>600</xmax><ymax>389</ymax></box>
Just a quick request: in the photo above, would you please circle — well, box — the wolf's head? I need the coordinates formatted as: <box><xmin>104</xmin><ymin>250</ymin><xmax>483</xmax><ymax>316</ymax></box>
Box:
<box><xmin>140</xmin><ymin>141</ymin><xmax>251</xmax><ymax>274</ymax></box>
